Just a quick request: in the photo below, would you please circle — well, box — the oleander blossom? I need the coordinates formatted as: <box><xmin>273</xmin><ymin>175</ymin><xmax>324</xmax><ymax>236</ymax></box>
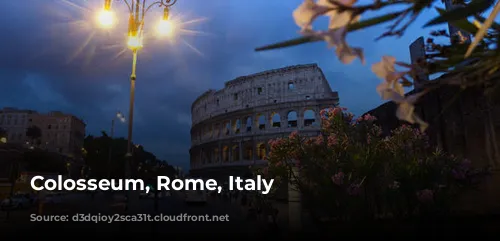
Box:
<box><xmin>327</xmin><ymin>135</ymin><xmax>337</xmax><ymax>147</ymax></box>
<box><xmin>293</xmin><ymin>0</ymin><xmax>364</xmax><ymax>64</ymax></box>
<box><xmin>314</xmin><ymin>135</ymin><xmax>324</xmax><ymax>145</ymax></box>
<box><xmin>331</xmin><ymin>171</ymin><xmax>345</xmax><ymax>185</ymax></box>
<box><xmin>268</xmin><ymin>138</ymin><xmax>284</xmax><ymax>149</ymax></box>
<box><xmin>372</xmin><ymin>56</ymin><xmax>428</xmax><ymax>132</ymax></box>
<box><xmin>416</xmin><ymin>189</ymin><xmax>434</xmax><ymax>203</ymax></box>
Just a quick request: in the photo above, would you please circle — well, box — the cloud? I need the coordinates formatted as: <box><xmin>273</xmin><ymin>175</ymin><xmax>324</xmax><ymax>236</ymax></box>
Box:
<box><xmin>0</xmin><ymin>0</ymin><xmax>441</xmax><ymax>170</ymax></box>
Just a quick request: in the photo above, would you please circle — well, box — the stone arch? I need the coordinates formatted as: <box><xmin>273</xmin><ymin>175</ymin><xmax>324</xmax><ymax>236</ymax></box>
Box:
<box><xmin>245</xmin><ymin>116</ymin><xmax>252</xmax><ymax>132</ymax></box>
<box><xmin>257</xmin><ymin>143</ymin><xmax>267</xmax><ymax>160</ymax></box>
<box><xmin>304</xmin><ymin>109</ymin><xmax>316</xmax><ymax>127</ymax></box>
<box><xmin>213</xmin><ymin>148</ymin><xmax>220</xmax><ymax>163</ymax></box>
<box><xmin>271</xmin><ymin>112</ymin><xmax>281</xmax><ymax>128</ymax></box>
<box><xmin>257</xmin><ymin>114</ymin><xmax>266</xmax><ymax>130</ymax></box>
<box><xmin>224</xmin><ymin>121</ymin><xmax>231</xmax><ymax>135</ymax></box>
<box><xmin>232</xmin><ymin>145</ymin><xmax>239</xmax><ymax>162</ymax></box>
<box><xmin>207</xmin><ymin>125</ymin><xmax>213</xmax><ymax>138</ymax></box>
<box><xmin>233</xmin><ymin>119</ymin><xmax>241</xmax><ymax>134</ymax></box>
<box><xmin>222</xmin><ymin>146</ymin><xmax>229</xmax><ymax>162</ymax></box>
<box><xmin>244</xmin><ymin>143</ymin><xmax>253</xmax><ymax>160</ymax></box>
<box><xmin>287</xmin><ymin>111</ymin><xmax>298</xmax><ymax>128</ymax></box>
<box><xmin>214</xmin><ymin>123</ymin><xmax>220</xmax><ymax>137</ymax></box>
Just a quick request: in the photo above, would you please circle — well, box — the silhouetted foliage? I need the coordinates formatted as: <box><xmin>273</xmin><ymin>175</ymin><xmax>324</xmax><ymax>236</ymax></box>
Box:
<box><xmin>24</xmin><ymin>150</ymin><xmax>67</xmax><ymax>174</ymax></box>
<box><xmin>83</xmin><ymin>133</ymin><xmax>176</xmax><ymax>180</ymax></box>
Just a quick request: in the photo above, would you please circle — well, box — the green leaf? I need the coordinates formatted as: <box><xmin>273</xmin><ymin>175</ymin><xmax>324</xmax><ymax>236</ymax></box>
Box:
<box><xmin>255</xmin><ymin>36</ymin><xmax>317</xmax><ymax>52</ymax></box>
<box><xmin>348</xmin><ymin>10</ymin><xmax>405</xmax><ymax>32</ymax></box>
<box><xmin>255</xmin><ymin>11</ymin><xmax>405</xmax><ymax>52</ymax></box>
<box><xmin>434</xmin><ymin>8</ymin><xmax>479</xmax><ymax>34</ymax></box>
<box><xmin>424</xmin><ymin>0</ymin><xmax>495</xmax><ymax>27</ymax></box>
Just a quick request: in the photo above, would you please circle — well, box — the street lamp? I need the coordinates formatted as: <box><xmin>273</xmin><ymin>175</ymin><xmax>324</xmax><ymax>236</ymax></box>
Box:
<box><xmin>97</xmin><ymin>0</ymin><xmax>178</xmax><ymax>212</ymax></box>
<box><xmin>108</xmin><ymin>111</ymin><xmax>126</xmax><ymax>178</ymax></box>
<box><xmin>97</xmin><ymin>0</ymin><xmax>115</xmax><ymax>28</ymax></box>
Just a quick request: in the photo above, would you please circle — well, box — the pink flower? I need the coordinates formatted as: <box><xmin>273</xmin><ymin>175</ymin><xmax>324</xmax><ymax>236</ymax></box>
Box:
<box><xmin>332</xmin><ymin>107</ymin><xmax>342</xmax><ymax>116</ymax></box>
<box><xmin>314</xmin><ymin>136</ymin><xmax>324</xmax><ymax>145</ymax></box>
<box><xmin>327</xmin><ymin>135</ymin><xmax>337</xmax><ymax>147</ymax></box>
<box><xmin>320</xmin><ymin>109</ymin><xmax>328</xmax><ymax>120</ymax></box>
<box><xmin>416</xmin><ymin>189</ymin><xmax>434</xmax><ymax>203</ymax></box>
<box><xmin>289</xmin><ymin>131</ymin><xmax>299</xmax><ymax>139</ymax></box>
<box><xmin>305</xmin><ymin>138</ymin><xmax>314</xmax><ymax>145</ymax></box>
<box><xmin>345</xmin><ymin>113</ymin><xmax>354</xmax><ymax>122</ymax></box>
<box><xmin>363</xmin><ymin>114</ymin><xmax>377</xmax><ymax>121</ymax></box>
<box><xmin>347</xmin><ymin>184</ymin><xmax>361</xmax><ymax>196</ymax></box>
<box><xmin>268</xmin><ymin>138</ymin><xmax>284</xmax><ymax>149</ymax></box>
<box><xmin>331</xmin><ymin>172</ymin><xmax>344</xmax><ymax>185</ymax></box>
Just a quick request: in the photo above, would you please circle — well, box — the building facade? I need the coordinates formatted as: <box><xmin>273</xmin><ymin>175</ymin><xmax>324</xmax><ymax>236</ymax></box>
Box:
<box><xmin>189</xmin><ymin>64</ymin><xmax>339</xmax><ymax>179</ymax></box>
<box><xmin>0</xmin><ymin>108</ymin><xmax>86</xmax><ymax>158</ymax></box>
<box><xmin>0</xmin><ymin>108</ymin><xmax>37</xmax><ymax>143</ymax></box>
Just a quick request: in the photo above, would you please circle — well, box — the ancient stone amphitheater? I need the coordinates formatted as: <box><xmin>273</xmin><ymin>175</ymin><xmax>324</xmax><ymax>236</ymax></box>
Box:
<box><xmin>189</xmin><ymin>64</ymin><xmax>339</xmax><ymax>179</ymax></box>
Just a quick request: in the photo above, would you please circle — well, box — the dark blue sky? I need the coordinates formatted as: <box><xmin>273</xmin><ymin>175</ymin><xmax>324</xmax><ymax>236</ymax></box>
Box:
<box><xmin>0</xmin><ymin>0</ymin><xmax>449</xmax><ymax>170</ymax></box>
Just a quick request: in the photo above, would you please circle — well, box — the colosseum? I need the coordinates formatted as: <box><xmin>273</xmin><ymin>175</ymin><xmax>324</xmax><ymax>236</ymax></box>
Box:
<box><xmin>189</xmin><ymin>64</ymin><xmax>339</xmax><ymax>180</ymax></box>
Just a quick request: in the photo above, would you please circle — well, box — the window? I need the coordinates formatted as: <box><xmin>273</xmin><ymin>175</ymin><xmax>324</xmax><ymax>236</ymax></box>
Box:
<box><xmin>216</xmin><ymin>99</ymin><xmax>220</xmax><ymax>106</ymax></box>
<box><xmin>257</xmin><ymin>87</ymin><xmax>263</xmax><ymax>95</ymax></box>
<box><xmin>234</xmin><ymin>93</ymin><xmax>238</xmax><ymax>100</ymax></box>
<box><xmin>288</xmin><ymin>82</ymin><xmax>295</xmax><ymax>90</ymax></box>
<box><xmin>305</xmin><ymin>96</ymin><xmax>311</xmax><ymax>100</ymax></box>
<box><xmin>48</xmin><ymin>124</ymin><xmax>52</xmax><ymax>129</ymax></box>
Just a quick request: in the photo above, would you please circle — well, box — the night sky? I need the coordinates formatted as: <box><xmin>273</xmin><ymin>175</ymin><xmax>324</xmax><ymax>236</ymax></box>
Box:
<box><xmin>0</xmin><ymin>0</ymin><xmax>449</xmax><ymax>170</ymax></box>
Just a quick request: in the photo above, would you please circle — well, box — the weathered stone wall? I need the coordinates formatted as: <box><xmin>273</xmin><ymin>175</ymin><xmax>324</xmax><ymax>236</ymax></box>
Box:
<box><xmin>366</xmin><ymin>81</ymin><xmax>500</xmax><ymax>214</ymax></box>
<box><xmin>191</xmin><ymin>64</ymin><xmax>338</xmax><ymax>126</ymax></box>
<box><xmin>190</xmin><ymin>64</ymin><xmax>339</xmax><ymax>172</ymax></box>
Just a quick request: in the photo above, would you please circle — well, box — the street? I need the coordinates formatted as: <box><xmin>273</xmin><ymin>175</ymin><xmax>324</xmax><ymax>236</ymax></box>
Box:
<box><xmin>1</xmin><ymin>192</ymin><xmax>271</xmax><ymax>237</ymax></box>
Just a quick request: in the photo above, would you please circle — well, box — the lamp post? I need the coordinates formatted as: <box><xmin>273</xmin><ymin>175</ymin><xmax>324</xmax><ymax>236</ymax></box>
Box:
<box><xmin>108</xmin><ymin>112</ymin><xmax>126</xmax><ymax>178</ymax></box>
<box><xmin>97</xmin><ymin>0</ymin><xmax>178</xmax><ymax>212</ymax></box>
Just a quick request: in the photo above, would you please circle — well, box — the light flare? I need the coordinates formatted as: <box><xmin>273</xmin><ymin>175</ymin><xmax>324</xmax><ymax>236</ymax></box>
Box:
<box><xmin>97</xmin><ymin>9</ymin><xmax>115</xmax><ymax>28</ymax></box>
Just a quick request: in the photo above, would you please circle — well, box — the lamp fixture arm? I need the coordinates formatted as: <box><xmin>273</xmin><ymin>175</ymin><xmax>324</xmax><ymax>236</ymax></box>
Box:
<box><xmin>116</xmin><ymin>0</ymin><xmax>133</xmax><ymax>13</ymax></box>
<box><xmin>144</xmin><ymin>0</ymin><xmax>177</xmax><ymax>17</ymax></box>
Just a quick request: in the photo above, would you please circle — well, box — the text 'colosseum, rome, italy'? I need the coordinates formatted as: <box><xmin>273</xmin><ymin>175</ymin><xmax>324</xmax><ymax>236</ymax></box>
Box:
<box><xmin>189</xmin><ymin>64</ymin><xmax>339</xmax><ymax>180</ymax></box>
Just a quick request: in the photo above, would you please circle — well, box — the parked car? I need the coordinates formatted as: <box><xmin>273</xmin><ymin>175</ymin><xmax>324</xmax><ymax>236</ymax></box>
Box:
<box><xmin>1</xmin><ymin>195</ymin><xmax>31</xmax><ymax>210</ymax></box>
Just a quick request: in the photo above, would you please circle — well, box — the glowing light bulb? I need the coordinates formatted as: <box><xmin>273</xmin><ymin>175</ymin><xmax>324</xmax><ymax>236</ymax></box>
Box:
<box><xmin>127</xmin><ymin>35</ymin><xmax>143</xmax><ymax>50</ymax></box>
<box><xmin>97</xmin><ymin>10</ymin><xmax>114</xmax><ymax>28</ymax></box>
<box><xmin>157</xmin><ymin>19</ymin><xmax>174</xmax><ymax>37</ymax></box>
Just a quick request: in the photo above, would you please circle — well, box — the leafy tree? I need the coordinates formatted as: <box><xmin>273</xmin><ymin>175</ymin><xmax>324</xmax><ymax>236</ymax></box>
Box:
<box><xmin>83</xmin><ymin>133</ymin><xmax>177</xmax><ymax>180</ymax></box>
<box><xmin>24</xmin><ymin>150</ymin><xmax>67</xmax><ymax>174</ymax></box>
